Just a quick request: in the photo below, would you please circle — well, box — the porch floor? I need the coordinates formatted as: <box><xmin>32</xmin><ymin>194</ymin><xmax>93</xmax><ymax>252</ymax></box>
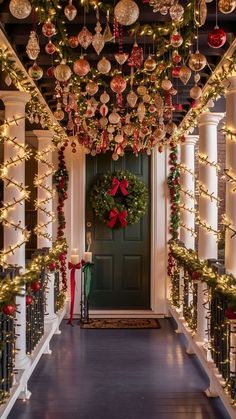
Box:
<box><xmin>8</xmin><ymin>319</ymin><xmax>231</xmax><ymax>419</ymax></box>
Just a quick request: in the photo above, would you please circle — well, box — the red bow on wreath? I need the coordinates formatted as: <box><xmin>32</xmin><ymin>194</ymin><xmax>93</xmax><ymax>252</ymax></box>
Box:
<box><xmin>107</xmin><ymin>208</ymin><xmax>128</xmax><ymax>228</ymax></box>
<box><xmin>108</xmin><ymin>177</ymin><xmax>129</xmax><ymax>196</ymax></box>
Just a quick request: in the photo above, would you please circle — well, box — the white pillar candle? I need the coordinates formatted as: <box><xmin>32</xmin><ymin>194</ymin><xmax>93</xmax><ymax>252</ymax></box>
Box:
<box><xmin>71</xmin><ymin>254</ymin><xmax>79</xmax><ymax>264</ymax></box>
<box><xmin>71</xmin><ymin>248</ymin><xmax>78</xmax><ymax>255</ymax></box>
<box><xmin>83</xmin><ymin>252</ymin><xmax>92</xmax><ymax>263</ymax></box>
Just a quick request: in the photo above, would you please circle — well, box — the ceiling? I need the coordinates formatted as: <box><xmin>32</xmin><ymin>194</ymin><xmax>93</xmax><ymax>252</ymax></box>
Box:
<box><xmin>0</xmin><ymin>0</ymin><xmax>234</xmax><ymax>130</ymax></box>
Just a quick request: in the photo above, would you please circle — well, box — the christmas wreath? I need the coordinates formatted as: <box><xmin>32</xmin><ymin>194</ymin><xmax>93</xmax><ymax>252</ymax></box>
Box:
<box><xmin>90</xmin><ymin>171</ymin><xmax>148</xmax><ymax>229</ymax></box>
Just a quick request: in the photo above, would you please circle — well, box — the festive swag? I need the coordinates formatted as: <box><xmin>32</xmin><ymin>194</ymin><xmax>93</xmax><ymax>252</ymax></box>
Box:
<box><xmin>89</xmin><ymin>171</ymin><xmax>148</xmax><ymax>228</ymax></box>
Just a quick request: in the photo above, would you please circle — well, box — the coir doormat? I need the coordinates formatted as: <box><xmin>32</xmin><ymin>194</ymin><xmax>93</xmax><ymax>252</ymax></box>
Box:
<box><xmin>80</xmin><ymin>318</ymin><xmax>161</xmax><ymax>329</ymax></box>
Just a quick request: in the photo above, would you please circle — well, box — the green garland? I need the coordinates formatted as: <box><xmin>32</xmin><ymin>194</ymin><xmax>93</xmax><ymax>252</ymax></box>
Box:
<box><xmin>90</xmin><ymin>171</ymin><xmax>148</xmax><ymax>228</ymax></box>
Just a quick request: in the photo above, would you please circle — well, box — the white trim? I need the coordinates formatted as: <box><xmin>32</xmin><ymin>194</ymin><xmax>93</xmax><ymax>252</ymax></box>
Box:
<box><xmin>65</xmin><ymin>148</ymin><xmax>168</xmax><ymax>316</ymax></box>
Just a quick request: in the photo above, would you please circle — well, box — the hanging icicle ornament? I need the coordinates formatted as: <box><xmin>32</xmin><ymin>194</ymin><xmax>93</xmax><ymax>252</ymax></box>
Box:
<box><xmin>26</xmin><ymin>30</ymin><xmax>40</xmax><ymax>60</ymax></box>
<box><xmin>9</xmin><ymin>0</ymin><xmax>32</xmax><ymax>19</ymax></box>
<box><xmin>92</xmin><ymin>12</ymin><xmax>105</xmax><ymax>55</ymax></box>
<box><xmin>114</xmin><ymin>0</ymin><xmax>139</xmax><ymax>26</ymax></box>
<box><xmin>104</xmin><ymin>11</ymin><xmax>113</xmax><ymax>42</ymax></box>
<box><xmin>77</xmin><ymin>26</ymin><xmax>93</xmax><ymax>50</ymax></box>
<box><xmin>64</xmin><ymin>0</ymin><xmax>77</xmax><ymax>21</ymax></box>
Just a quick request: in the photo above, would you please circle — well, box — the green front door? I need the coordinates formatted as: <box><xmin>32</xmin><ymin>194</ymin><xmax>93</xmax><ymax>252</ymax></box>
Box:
<box><xmin>86</xmin><ymin>152</ymin><xmax>150</xmax><ymax>309</ymax></box>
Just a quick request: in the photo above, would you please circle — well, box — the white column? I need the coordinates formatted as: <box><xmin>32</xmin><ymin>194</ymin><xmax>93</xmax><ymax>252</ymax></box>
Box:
<box><xmin>180</xmin><ymin>135</ymin><xmax>198</xmax><ymax>250</ymax></box>
<box><xmin>197</xmin><ymin>112</ymin><xmax>224</xmax><ymax>342</ymax></box>
<box><xmin>33</xmin><ymin>130</ymin><xmax>57</xmax><ymax>322</ymax></box>
<box><xmin>0</xmin><ymin>91</ymin><xmax>31</xmax><ymax>370</ymax></box>
<box><xmin>225</xmin><ymin>75</ymin><xmax>236</xmax><ymax>376</ymax></box>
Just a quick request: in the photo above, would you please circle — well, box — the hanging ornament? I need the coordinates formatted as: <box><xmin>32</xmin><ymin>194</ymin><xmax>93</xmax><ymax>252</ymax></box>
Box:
<box><xmin>86</xmin><ymin>81</ymin><xmax>99</xmax><ymax>96</ymax></box>
<box><xmin>110</xmin><ymin>75</ymin><xmax>127</xmax><ymax>106</ymax></box>
<box><xmin>179</xmin><ymin>65</ymin><xmax>191</xmax><ymax>84</ymax></box>
<box><xmin>3</xmin><ymin>304</ymin><xmax>16</xmax><ymax>316</ymax></box>
<box><xmin>115</xmin><ymin>52</ymin><xmax>129</xmax><ymax>65</ymax></box>
<box><xmin>77</xmin><ymin>26</ymin><xmax>93</xmax><ymax>50</ymax></box>
<box><xmin>144</xmin><ymin>55</ymin><xmax>157</xmax><ymax>72</ymax></box>
<box><xmin>9</xmin><ymin>0</ymin><xmax>32</xmax><ymax>19</ymax></box>
<box><xmin>54</xmin><ymin>102</ymin><xmax>65</xmax><ymax>121</ymax></box>
<box><xmin>26</xmin><ymin>31</ymin><xmax>40</xmax><ymax>60</ymax></box>
<box><xmin>137</xmin><ymin>86</ymin><xmax>147</xmax><ymax>96</ymax></box>
<box><xmin>97</xmin><ymin>56</ymin><xmax>111</xmax><ymax>74</ymax></box>
<box><xmin>190</xmin><ymin>84</ymin><xmax>203</xmax><ymax>99</ymax></box>
<box><xmin>170</xmin><ymin>30</ymin><xmax>183</xmax><ymax>48</ymax></box>
<box><xmin>54</xmin><ymin>60</ymin><xmax>72</xmax><ymax>82</ymax></box>
<box><xmin>109</xmin><ymin>111</ymin><xmax>121</xmax><ymax>124</ymax></box>
<box><xmin>68</xmin><ymin>35</ymin><xmax>79</xmax><ymax>48</ymax></box>
<box><xmin>100</xmin><ymin>104</ymin><xmax>108</xmax><ymax>116</ymax></box>
<box><xmin>169</xmin><ymin>3</ymin><xmax>184</xmax><ymax>21</ymax></box>
<box><xmin>104</xmin><ymin>11</ymin><xmax>113</xmax><ymax>41</ymax></box>
<box><xmin>47</xmin><ymin>66</ymin><xmax>55</xmax><ymax>77</ymax></box>
<box><xmin>199</xmin><ymin>0</ymin><xmax>207</xmax><ymax>26</ymax></box>
<box><xmin>42</xmin><ymin>21</ymin><xmax>56</xmax><ymax>38</ymax></box>
<box><xmin>114</xmin><ymin>0</ymin><xmax>139</xmax><ymax>26</ymax></box>
<box><xmin>92</xmin><ymin>15</ymin><xmax>105</xmax><ymax>55</ymax></box>
<box><xmin>172</xmin><ymin>51</ymin><xmax>182</xmax><ymax>64</ymax></box>
<box><xmin>171</xmin><ymin>66</ymin><xmax>181</xmax><ymax>78</ymax></box>
<box><xmin>5</xmin><ymin>73</ymin><xmax>12</xmax><ymax>86</ymax></box>
<box><xmin>137</xmin><ymin>102</ymin><xmax>146</xmax><ymax>122</ymax></box>
<box><xmin>219</xmin><ymin>0</ymin><xmax>236</xmax><ymax>13</ymax></box>
<box><xmin>100</xmin><ymin>91</ymin><xmax>110</xmax><ymax>104</ymax></box>
<box><xmin>161</xmin><ymin>76</ymin><xmax>172</xmax><ymax>90</ymax></box>
<box><xmin>128</xmin><ymin>43</ymin><xmax>143</xmax><ymax>68</ymax></box>
<box><xmin>127</xmin><ymin>90</ymin><xmax>138</xmax><ymax>108</ymax></box>
<box><xmin>208</xmin><ymin>27</ymin><xmax>226</xmax><ymax>48</ymax></box>
<box><xmin>64</xmin><ymin>0</ymin><xmax>77</xmax><ymax>21</ymax></box>
<box><xmin>73</xmin><ymin>56</ymin><xmax>90</xmax><ymax>76</ymax></box>
<box><xmin>194</xmin><ymin>73</ymin><xmax>201</xmax><ymax>83</ymax></box>
<box><xmin>188</xmin><ymin>51</ymin><xmax>206</xmax><ymax>71</ymax></box>
<box><xmin>166</xmin><ymin>121</ymin><xmax>177</xmax><ymax>135</ymax></box>
<box><xmin>28</xmin><ymin>62</ymin><xmax>43</xmax><ymax>80</ymax></box>
<box><xmin>45</xmin><ymin>39</ymin><xmax>56</xmax><ymax>55</ymax></box>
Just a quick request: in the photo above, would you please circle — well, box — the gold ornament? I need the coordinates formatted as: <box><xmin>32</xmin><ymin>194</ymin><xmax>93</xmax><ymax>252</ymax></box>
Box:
<box><xmin>54</xmin><ymin>60</ymin><xmax>72</xmax><ymax>82</ymax></box>
<box><xmin>77</xmin><ymin>26</ymin><xmax>93</xmax><ymax>50</ymax></box>
<box><xmin>9</xmin><ymin>0</ymin><xmax>32</xmax><ymax>19</ymax></box>
<box><xmin>189</xmin><ymin>51</ymin><xmax>206</xmax><ymax>72</ymax></box>
<box><xmin>92</xmin><ymin>18</ymin><xmax>105</xmax><ymax>55</ymax></box>
<box><xmin>26</xmin><ymin>31</ymin><xmax>40</xmax><ymax>60</ymax></box>
<box><xmin>127</xmin><ymin>90</ymin><xmax>138</xmax><ymax>108</ymax></box>
<box><xmin>161</xmin><ymin>76</ymin><xmax>172</xmax><ymax>90</ymax></box>
<box><xmin>114</xmin><ymin>0</ymin><xmax>139</xmax><ymax>26</ymax></box>
<box><xmin>28</xmin><ymin>62</ymin><xmax>43</xmax><ymax>81</ymax></box>
<box><xmin>54</xmin><ymin>102</ymin><xmax>65</xmax><ymax>121</ymax></box>
<box><xmin>144</xmin><ymin>55</ymin><xmax>157</xmax><ymax>72</ymax></box>
<box><xmin>219</xmin><ymin>0</ymin><xmax>236</xmax><ymax>13</ymax></box>
<box><xmin>97</xmin><ymin>56</ymin><xmax>111</xmax><ymax>74</ymax></box>
<box><xmin>86</xmin><ymin>81</ymin><xmax>99</xmax><ymax>96</ymax></box>
<box><xmin>199</xmin><ymin>0</ymin><xmax>207</xmax><ymax>26</ymax></box>
<box><xmin>190</xmin><ymin>84</ymin><xmax>203</xmax><ymax>99</ymax></box>
<box><xmin>179</xmin><ymin>65</ymin><xmax>191</xmax><ymax>85</ymax></box>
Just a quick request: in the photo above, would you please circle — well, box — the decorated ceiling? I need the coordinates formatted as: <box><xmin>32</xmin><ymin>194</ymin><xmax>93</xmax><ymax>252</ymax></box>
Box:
<box><xmin>0</xmin><ymin>0</ymin><xmax>235</xmax><ymax>158</ymax></box>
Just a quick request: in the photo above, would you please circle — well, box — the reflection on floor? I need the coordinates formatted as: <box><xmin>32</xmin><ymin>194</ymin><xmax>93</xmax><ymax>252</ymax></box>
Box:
<box><xmin>8</xmin><ymin>319</ymin><xmax>231</xmax><ymax>419</ymax></box>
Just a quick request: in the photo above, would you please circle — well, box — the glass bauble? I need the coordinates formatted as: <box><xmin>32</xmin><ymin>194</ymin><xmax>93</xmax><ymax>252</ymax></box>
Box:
<box><xmin>143</xmin><ymin>94</ymin><xmax>151</xmax><ymax>103</ymax></box>
<box><xmin>169</xmin><ymin>4</ymin><xmax>184</xmax><ymax>21</ymax></box>
<box><xmin>127</xmin><ymin>90</ymin><xmax>138</xmax><ymax>108</ymax></box>
<box><xmin>28</xmin><ymin>62</ymin><xmax>43</xmax><ymax>80</ymax></box>
<box><xmin>190</xmin><ymin>84</ymin><xmax>203</xmax><ymax>99</ymax></box>
<box><xmin>199</xmin><ymin>0</ymin><xmax>207</xmax><ymax>26</ymax></box>
<box><xmin>161</xmin><ymin>77</ymin><xmax>172</xmax><ymax>90</ymax></box>
<box><xmin>64</xmin><ymin>0</ymin><xmax>77</xmax><ymax>21</ymax></box>
<box><xmin>73</xmin><ymin>57</ymin><xmax>90</xmax><ymax>76</ymax></box>
<box><xmin>92</xmin><ymin>21</ymin><xmax>105</xmax><ymax>55</ymax></box>
<box><xmin>54</xmin><ymin>61</ymin><xmax>72</xmax><ymax>82</ymax></box>
<box><xmin>137</xmin><ymin>102</ymin><xmax>146</xmax><ymax>122</ymax></box>
<box><xmin>137</xmin><ymin>86</ymin><xmax>147</xmax><ymax>96</ymax></box>
<box><xmin>26</xmin><ymin>31</ymin><xmax>40</xmax><ymax>60</ymax></box>
<box><xmin>77</xmin><ymin>26</ymin><xmax>93</xmax><ymax>49</ymax></box>
<box><xmin>179</xmin><ymin>65</ymin><xmax>191</xmax><ymax>84</ymax></box>
<box><xmin>103</xmin><ymin>22</ymin><xmax>113</xmax><ymax>42</ymax></box>
<box><xmin>5</xmin><ymin>74</ymin><xmax>12</xmax><ymax>86</ymax></box>
<box><xmin>170</xmin><ymin>31</ymin><xmax>183</xmax><ymax>47</ymax></box>
<box><xmin>100</xmin><ymin>91</ymin><xmax>110</xmax><ymax>104</ymax></box>
<box><xmin>115</xmin><ymin>52</ymin><xmax>129</xmax><ymax>65</ymax></box>
<box><xmin>172</xmin><ymin>66</ymin><xmax>181</xmax><ymax>78</ymax></box>
<box><xmin>144</xmin><ymin>55</ymin><xmax>157</xmax><ymax>72</ymax></box>
<box><xmin>219</xmin><ymin>0</ymin><xmax>236</xmax><ymax>13</ymax></box>
<box><xmin>110</xmin><ymin>75</ymin><xmax>127</xmax><ymax>94</ymax></box>
<box><xmin>188</xmin><ymin>51</ymin><xmax>206</xmax><ymax>71</ymax></box>
<box><xmin>97</xmin><ymin>56</ymin><xmax>111</xmax><ymax>74</ymax></box>
<box><xmin>154</xmin><ymin>126</ymin><xmax>165</xmax><ymax>140</ymax></box>
<box><xmin>42</xmin><ymin>21</ymin><xmax>56</xmax><ymax>38</ymax></box>
<box><xmin>45</xmin><ymin>40</ymin><xmax>56</xmax><ymax>55</ymax></box>
<box><xmin>100</xmin><ymin>104</ymin><xmax>108</xmax><ymax>116</ymax></box>
<box><xmin>68</xmin><ymin>36</ymin><xmax>79</xmax><ymax>48</ymax></box>
<box><xmin>166</xmin><ymin>122</ymin><xmax>177</xmax><ymax>135</ymax></box>
<box><xmin>109</xmin><ymin>111</ymin><xmax>121</xmax><ymax>124</ymax></box>
<box><xmin>54</xmin><ymin>103</ymin><xmax>64</xmax><ymax>121</ymax></box>
<box><xmin>9</xmin><ymin>0</ymin><xmax>31</xmax><ymax>19</ymax></box>
<box><xmin>114</xmin><ymin>0</ymin><xmax>139</xmax><ymax>26</ymax></box>
<box><xmin>47</xmin><ymin>66</ymin><xmax>55</xmax><ymax>77</ymax></box>
<box><xmin>172</xmin><ymin>51</ymin><xmax>182</xmax><ymax>64</ymax></box>
<box><xmin>86</xmin><ymin>81</ymin><xmax>99</xmax><ymax>96</ymax></box>
<box><xmin>207</xmin><ymin>27</ymin><xmax>226</xmax><ymax>48</ymax></box>
<box><xmin>115</xmin><ymin>134</ymin><xmax>124</xmax><ymax>143</ymax></box>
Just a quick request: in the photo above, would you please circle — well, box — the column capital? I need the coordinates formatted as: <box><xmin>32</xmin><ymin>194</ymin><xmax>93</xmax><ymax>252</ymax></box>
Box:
<box><xmin>181</xmin><ymin>135</ymin><xmax>199</xmax><ymax>147</ymax></box>
<box><xmin>226</xmin><ymin>75</ymin><xmax>236</xmax><ymax>96</ymax></box>
<box><xmin>33</xmin><ymin>130</ymin><xmax>54</xmax><ymax>140</ymax></box>
<box><xmin>0</xmin><ymin>91</ymin><xmax>30</xmax><ymax>106</ymax></box>
<box><xmin>197</xmin><ymin>112</ymin><xmax>224</xmax><ymax>127</ymax></box>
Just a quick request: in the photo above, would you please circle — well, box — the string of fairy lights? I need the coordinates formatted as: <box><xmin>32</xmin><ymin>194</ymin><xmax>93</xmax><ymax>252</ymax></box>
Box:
<box><xmin>34</xmin><ymin>144</ymin><xmax>56</xmax><ymax>242</ymax></box>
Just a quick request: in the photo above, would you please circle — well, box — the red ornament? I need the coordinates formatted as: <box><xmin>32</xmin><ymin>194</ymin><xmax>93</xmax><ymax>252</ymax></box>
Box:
<box><xmin>68</xmin><ymin>36</ymin><xmax>79</xmax><ymax>48</ymax></box>
<box><xmin>191</xmin><ymin>271</ymin><xmax>201</xmax><ymax>280</ymax></box>
<box><xmin>48</xmin><ymin>262</ymin><xmax>57</xmax><ymax>271</ymax></box>
<box><xmin>208</xmin><ymin>27</ymin><xmax>226</xmax><ymax>48</ymax></box>
<box><xmin>171</xmin><ymin>66</ymin><xmax>181</xmax><ymax>78</ymax></box>
<box><xmin>3</xmin><ymin>304</ymin><xmax>16</xmax><ymax>316</ymax></box>
<box><xmin>31</xmin><ymin>281</ymin><xmax>41</xmax><ymax>292</ymax></box>
<box><xmin>42</xmin><ymin>22</ymin><xmax>56</xmax><ymax>38</ymax></box>
<box><xmin>47</xmin><ymin>66</ymin><xmax>55</xmax><ymax>77</ymax></box>
<box><xmin>110</xmin><ymin>75</ymin><xmax>127</xmax><ymax>94</ymax></box>
<box><xmin>45</xmin><ymin>40</ymin><xmax>56</xmax><ymax>55</ymax></box>
<box><xmin>225</xmin><ymin>308</ymin><xmax>236</xmax><ymax>319</ymax></box>
<box><xmin>175</xmin><ymin>103</ymin><xmax>183</xmax><ymax>111</ymax></box>
<box><xmin>26</xmin><ymin>295</ymin><xmax>34</xmax><ymax>306</ymax></box>
<box><xmin>128</xmin><ymin>43</ymin><xmax>143</xmax><ymax>68</ymax></box>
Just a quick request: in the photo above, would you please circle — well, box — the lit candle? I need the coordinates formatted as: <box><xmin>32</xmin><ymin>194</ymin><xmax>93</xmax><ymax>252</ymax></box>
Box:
<box><xmin>71</xmin><ymin>248</ymin><xmax>78</xmax><ymax>255</ymax></box>
<box><xmin>71</xmin><ymin>254</ymin><xmax>79</xmax><ymax>264</ymax></box>
<box><xmin>83</xmin><ymin>252</ymin><xmax>92</xmax><ymax>263</ymax></box>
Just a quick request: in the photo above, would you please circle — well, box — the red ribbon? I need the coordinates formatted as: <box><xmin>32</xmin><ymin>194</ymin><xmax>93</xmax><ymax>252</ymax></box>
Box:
<box><xmin>107</xmin><ymin>208</ymin><xmax>127</xmax><ymax>228</ymax></box>
<box><xmin>109</xmin><ymin>177</ymin><xmax>129</xmax><ymax>196</ymax></box>
<box><xmin>67</xmin><ymin>261</ymin><xmax>81</xmax><ymax>325</ymax></box>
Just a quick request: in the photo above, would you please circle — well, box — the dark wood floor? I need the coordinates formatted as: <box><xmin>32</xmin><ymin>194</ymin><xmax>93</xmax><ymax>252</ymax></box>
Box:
<box><xmin>8</xmin><ymin>319</ymin><xmax>231</xmax><ymax>419</ymax></box>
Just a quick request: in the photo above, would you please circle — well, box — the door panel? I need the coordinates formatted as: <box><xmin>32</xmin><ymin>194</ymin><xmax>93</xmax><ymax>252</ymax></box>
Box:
<box><xmin>86</xmin><ymin>152</ymin><xmax>150</xmax><ymax>309</ymax></box>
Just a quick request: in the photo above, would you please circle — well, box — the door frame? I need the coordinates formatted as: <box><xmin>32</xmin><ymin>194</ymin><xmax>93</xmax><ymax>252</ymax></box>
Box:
<box><xmin>63</xmin><ymin>146</ymin><xmax>169</xmax><ymax>317</ymax></box>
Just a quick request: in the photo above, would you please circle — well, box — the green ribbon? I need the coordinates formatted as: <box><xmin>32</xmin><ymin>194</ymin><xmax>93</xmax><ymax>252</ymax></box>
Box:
<box><xmin>83</xmin><ymin>263</ymin><xmax>92</xmax><ymax>298</ymax></box>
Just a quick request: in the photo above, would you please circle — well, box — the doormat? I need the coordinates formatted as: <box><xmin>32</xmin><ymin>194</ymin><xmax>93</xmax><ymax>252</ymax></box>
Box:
<box><xmin>80</xmin><ymin>318</ymin><xmax>161</xmax><ymax>329</ymax></box>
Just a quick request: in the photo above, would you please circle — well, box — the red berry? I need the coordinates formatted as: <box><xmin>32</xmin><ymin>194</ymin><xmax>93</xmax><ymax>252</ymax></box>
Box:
<box><xmin>3</xmin><ymin>304</ymin><xmax>16</xmax><ymax>315</ymax></box>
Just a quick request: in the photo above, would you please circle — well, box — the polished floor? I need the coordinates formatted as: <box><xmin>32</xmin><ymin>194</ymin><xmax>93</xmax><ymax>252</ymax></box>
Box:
<box><xmin>8</xmin><ymin>319</ymin><xmax>231</xmax><ymax>419</ymax></box>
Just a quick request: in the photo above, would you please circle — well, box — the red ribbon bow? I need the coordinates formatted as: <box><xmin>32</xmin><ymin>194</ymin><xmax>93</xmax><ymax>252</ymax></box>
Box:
<box><xmin>107</xmin><ymin>208</ymin><xmax>127</xmax><ymax>228</ymax></box>
<box><xmin>67</xmin><ymin>261</ymin><xmax>81</xmax><ymax>325</ymax></box>
<box><xmin>109</xmin><ymin>177</ymin><xmax>129</xmax><ymax>196</ymax></box>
